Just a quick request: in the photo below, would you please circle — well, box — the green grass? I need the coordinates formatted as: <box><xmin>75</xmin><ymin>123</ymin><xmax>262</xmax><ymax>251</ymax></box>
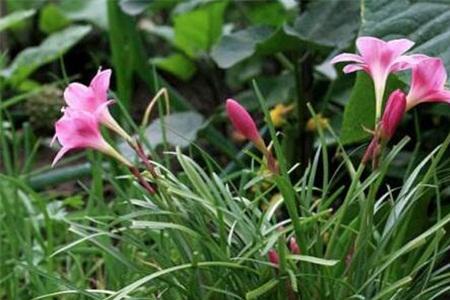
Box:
<box><xmin>1</xmin><ymin>86</ymin><xmax>449</xmax><ymax>299</ymax></box>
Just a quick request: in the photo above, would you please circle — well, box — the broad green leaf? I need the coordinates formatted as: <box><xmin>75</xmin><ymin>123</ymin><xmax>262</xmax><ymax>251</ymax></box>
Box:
<box><xmin>117</xmin><ymin>111</ymin><xmax>205</xmax><ymax>156</ymax></box>
<box><xmin>211</xmin><ymin>26</ymin><xmax>299</xmax><ymax>68</ymax></box>
<box><xmin>340</xmin><ymin>73</ymin><xmax>403</xmax><ymax>144</ymax></box>
<box><xmin>60</xmin><ymin>0</ymin><xmax>108</xmax><ymax>29</ymax></box>
<box><xmin>39</xmin><ymin>4</ymin><xmax>70</xmax><ymax>34</ymax></box>
<box><xmin>1</xmin><ymin>25</ymin><xmax>92</xmax><ymax>85</ymax></box>
<box><xmin>173</xmin><ymin>1</ymin><xmax>228</xmax><ymax>57</ymax></box>
<box><xmin>145</xmin><ymin>111</ymin><xmax>204</xmax><ymax>148</ymax></box>
<box><xmin>0</xmin><ymin>9</ymin><xmax>35</xmax><ymax>32</ymax></box>
<box><xmin>211</xmin><ymin>26</ymin><xmax>273</xmax><ymax>68</ymax></box>
<box><xmin>284</xmin><ymin>0</ymin><xmax>359</xmax><ymax>49</ymax></box>
<box><xmin>119</xmin><ymin>0</ymin><xmax>152</xmax><ymax>15</ymax></box>
<box><xmin>361</xmin><ymin>0</ymin><xmax>450</xmax><ymax>77</ymax></box>
<box><xmin>151</xmin><ymin>53</ymin><xmax>196</xmax><ymax>81</ymax></box>
<box><xmin>247</xmin><ymin>2</ymin><xmax>290</xmax><ymax>27</ymax></box>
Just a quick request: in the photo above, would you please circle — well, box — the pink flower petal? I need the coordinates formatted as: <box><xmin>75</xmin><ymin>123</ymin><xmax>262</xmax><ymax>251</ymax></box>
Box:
<box><xmin>52</xmin><ymin>109</ymin><xmax>109</xmax><ymax>166</ymax></box>
<box><xmin>387</xmin><ymin>39</ymin><xmax>415</xmax><ymax>57</ymax></box>
<box><xmin>64</xmin><ymin>83</ymin><xmax>96</xmax><ymax>112</ymax></box>
<box><xmin>422</xmin><ymin>90</ymin><xmax>450</xmax><ymax>104</ymax></box>
<box><xmin>390</xmin><ymin>54</ymin><xmax>429</xmax><ymax>72</ymax></box>
<box><xmin>408</xmin><ymin>58</ymin><xmax>448</xmax><ymax>104</ymax></box>
<box><xmin>51</xmin><ymin>147</ymin><xmax>70</xmax><ymax>167</ymax></box>
<box><xmin>90</xmin><ymin>69</ymin><xmax>111</xmax><ymax>103</ymax></box>
<box><xmin>356</xmin><ymin>36</ymin><xmax>387</xmax><ymax>62</ymax></box>
<box><xmin>330</xmin><ymin>53</ymin><xmax>364</xmax><ymax>64</ymax></box>
<box><xmin>343</xmin><ymin>64</ymin><xmax>366</xmax><ymax>73</ymax></box>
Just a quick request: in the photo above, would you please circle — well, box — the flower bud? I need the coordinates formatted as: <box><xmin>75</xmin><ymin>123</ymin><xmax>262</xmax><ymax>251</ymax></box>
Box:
<box><xmin>267</xmin><ymin>249</ymin><xmax>280</xmax><ymax>267</ymax></box>
<box><xmin>379</xmin><ymin>89</ymin><xmax>406</xmax><ymax>141</ymax></box>
<box><xmin>289</xmin><ymin>237</ymin><xmax>300</xmax><ymax>255</ymax></box>
<box><xmin>226</xmin><ymin>99</ymin><xmax>266</xmax><ymax>152</ymax></box>
<box><xmin>362</xmin><ymin>136</ymin><xmax>381</xmax><ymax>166</ymax></box>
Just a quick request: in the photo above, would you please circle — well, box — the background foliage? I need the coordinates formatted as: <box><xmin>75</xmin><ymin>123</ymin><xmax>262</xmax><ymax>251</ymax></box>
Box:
<box><xmin>0</xmin><ymin>0</ymin><xmax>449</xmax><ymax>299</ymax></box>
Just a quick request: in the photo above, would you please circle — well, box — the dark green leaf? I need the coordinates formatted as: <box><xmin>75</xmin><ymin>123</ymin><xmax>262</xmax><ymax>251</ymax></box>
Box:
<box><xmin>173</xmin><ymin>1</ymin><xmax>228</xmax><ymax>57</ymax></box>
<box><xmin>211</xmin><ymin>26</ymin><xmax>299</xmax><ymax>68</ymax></box>
<box><xmin>1</xmin><ymin>25</ymin><xmax>92</xmax><ymax>85</ymax></box>
<box><xmin>247</xmin><ymin>2</ymin><xmax>290</xmax><ymax>27</ymax></box>
<box><xmin>60</xmin><ymin>0</ymin><xmax>108</xmax><ymax>29</ymax></box>
<box><xmin>284</xmin><ymin>0</ymin><xmax>359</xmax><ymax>49</ymax></box>
<box><xmin>39</xmin><ymin>4</ymin><xmax>70</xmax><ymax>34</ymax></box>
<box><xmin>151</xmin><ymin>53</ymin><xmax>196</xmax><ymax>81</ymax></box>
<box><xmin>211</xmin><ymin>26</ymin><xmax>273</xmax><ymax>68</ymax></box>
<box><xmin>340</xmin><ymin>73</ymin><xmax>403</xmax><ymax>144</ymax></box>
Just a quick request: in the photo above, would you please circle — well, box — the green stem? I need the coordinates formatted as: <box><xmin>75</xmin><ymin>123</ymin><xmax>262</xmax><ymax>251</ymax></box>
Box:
<box><xmin>325</xmin><ymin>164</ymin><xmax>365</xmax><ymax>258</ymax></box>
<box><xmin>252</xmin><ymin>80</ymin><xmax>305</xmax><ymax>252</ymax></box>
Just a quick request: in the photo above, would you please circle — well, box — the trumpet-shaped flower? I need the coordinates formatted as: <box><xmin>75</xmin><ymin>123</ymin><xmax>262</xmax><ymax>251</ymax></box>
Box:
<box><xmin>52</xmin><ymin>108</ymin><xmax>131</xmax><ymax>167</ymax></box>
<box><xmin>379</xmin><ymin>89</ymin><xmax>406</xmax><ymax>141</ymax></box>
<box><xmin>406</xmin><ymin>57</ymin><xmax>450</xmax><ymax>110</ymax></box>
<box><xmin>331</xmin><ymin>36</ymin><xmax>421</xmax><ymax>120</ymax></box>
<box><xmin>64</xmin><ymin>69</ymin><xmax>131</xmax><ymax>141</ymax></box>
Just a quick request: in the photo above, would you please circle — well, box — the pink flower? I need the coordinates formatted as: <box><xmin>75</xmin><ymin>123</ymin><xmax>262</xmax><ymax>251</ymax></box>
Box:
<box><xmin>52</xmin><ymin>108</ymin><xmax>131</xmax><ymax>167</ymax></box>
<box><xmin>289</xmin><ymin>237</ymin><xmax>300</xmax><ymax>255</ymax></box>
<box><xmin>406</xmin><ymin>57</ymin><xmax>450</xmax><ymax>111</ymax></box>
<box><xmin>64</xmin><ymin>69</ymin><xmax>131</xmax><ymax>141</ymax></box>
<box><xmin>379</xmin><ymin>89</ymin><xmax>406</xmax><ymax>140</ymax></box>
<box><xmin>268</xmin><ymin>249</ymin><xmax>280</xmax><ymax>267</ymax></box>
<box><xmin>331</xmin><ymin>37</ymin><xmax>421</xmax><ymax>119</ymax></box>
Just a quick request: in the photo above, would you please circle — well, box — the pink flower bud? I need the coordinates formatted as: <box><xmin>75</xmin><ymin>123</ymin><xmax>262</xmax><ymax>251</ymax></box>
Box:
<box><xmin>52</xmin><ymin>108</ymin><xmax>131</xmax><ymax>167</ymax></box>
<box><xmin>289</xmin><ymin>237</ymin><xmax>300</xmax><ymax>255</ymax></box>
<box><xmin>267</xmin><ymin>249</ymin><xmax>279</xmax><ymax>267</ymax></box>
<box><xmin>226</xmin><ymin>99</ymin><xmax>265</xmax><ymax>150</ymax></box>
<box><xmin>362</xmin><ymin>136</ymin><xmax>381</xmax><ymax>166</ymax></box>
<box><xmin>379</xmin><ymin>89</ymin><xmax>406</xmax><ymax>141</ymax></box>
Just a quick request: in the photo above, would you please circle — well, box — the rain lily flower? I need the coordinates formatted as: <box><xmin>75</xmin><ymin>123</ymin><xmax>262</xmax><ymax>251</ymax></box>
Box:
<box><xmin>331</xmin><ymin>36</ymin><xmax>421</xmax><ymax>121</ymax></box>
<box><xmin>52</xmin><ymin>108</ymin><xmax>132</xmax><ymax>167</ymax></box>
<box><xmin>379</xmin><ymin>89</ymin><xmax>406</xmax><ymax>141</ymax></box>
<box><xmin>406</xmin><ymin>57</ymin><xmax>450</xmax><ymax>111</ymax></box>
<box><xmin>226</xmin><ymin>99</ymin><xmax>278</xmax><ymax>173</ymax></box>
<box><xmin>64</xmin><ymin>69</ymin><xmax>132</xmax><ymax>141</ymax></box>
